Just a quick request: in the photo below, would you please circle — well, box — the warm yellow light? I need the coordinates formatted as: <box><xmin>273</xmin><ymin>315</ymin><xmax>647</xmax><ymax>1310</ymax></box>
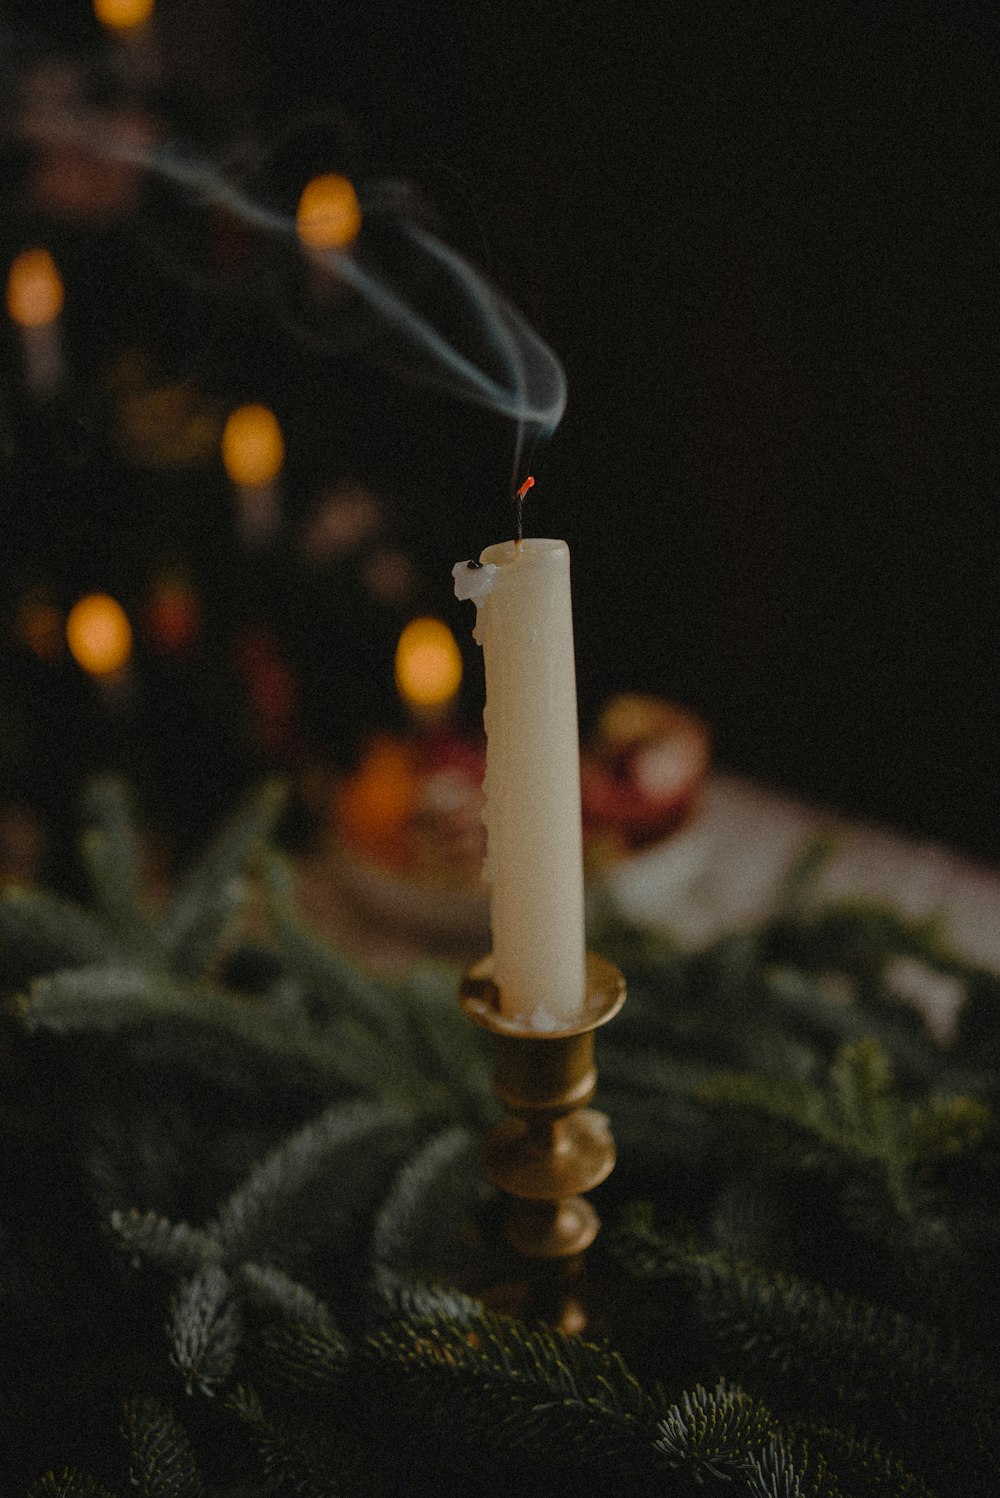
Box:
<box><xmin>394</xmin><ymin>617</ymin><xmax>463</xmax><ymax>711</ymax></box>
<box><xmin>66</xmin><ymin>593</ymin><xmax>133</xmax><ymax>676</ymax></box>
<box><xmin>93</xmin><ymin>0</ymin><xmax>155</xmax><ymax>30</ymax></box>
<box><xmin>5</xmin><ymin>248</ymin><xmax>64</xmax><ymax>328</ymax></box>
<box><xmin>221</xmin><ymin>404</ymin><xmax>285</xmax><ymax>487</ymax></box>
<box><xmin>296</xmin><ymin>174</ymin><xmax>362</xmax><ymax>251</ymax></box>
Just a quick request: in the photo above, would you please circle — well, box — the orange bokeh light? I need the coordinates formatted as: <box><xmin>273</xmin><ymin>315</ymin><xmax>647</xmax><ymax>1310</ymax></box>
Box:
<box><xmin>295</xmin><ymin>174</ymin><xmax>362</xmax><ymax>251</ymax></box>
<box><xmin>221</xmin><ymin>404</ymin><xmax>285</xmax><ymax>487</ymax></box>
<box><xmin>93</xmin><ymin>0</ymin><xmax>155</xmax><ymax>30</ymax></box>
<box><xmin>394</xmin><ymin>617</ymin><xmax>463</xmax><ymax>712</ymax></box>
<box><xmin>66</xmin><ymin>594</ymin><xmax>133</xmax><ymax>676</ymax></box>
<box><xmin>337</xmin><ymin>736</ymin><xmax>417</xmax><ymax>853</ymax></box>
<box><xmin>5</xmin><ymin>248</ymin><xmax>64</xmax><ymax>328</ymax></box>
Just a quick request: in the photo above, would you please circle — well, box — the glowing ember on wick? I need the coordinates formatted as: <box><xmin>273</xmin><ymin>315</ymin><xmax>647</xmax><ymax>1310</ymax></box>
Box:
<box><xmin>514</xmin><ymin>475</ymin><xmax>534</xmax><ymax>545</ymax></box>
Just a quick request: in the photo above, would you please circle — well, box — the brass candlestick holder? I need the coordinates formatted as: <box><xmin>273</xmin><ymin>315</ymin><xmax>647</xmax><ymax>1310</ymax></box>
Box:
<box><xmin>460</xmin><ymin>952</ymin><xmax>626</xmax><ymax>1333</ymax></box>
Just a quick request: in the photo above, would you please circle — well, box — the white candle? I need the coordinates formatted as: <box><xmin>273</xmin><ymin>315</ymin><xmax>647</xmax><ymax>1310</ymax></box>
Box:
<box><xmin>454</xmin><ymin>537</ymin><xmax>587</xmax><ymax>1028</ymax></box>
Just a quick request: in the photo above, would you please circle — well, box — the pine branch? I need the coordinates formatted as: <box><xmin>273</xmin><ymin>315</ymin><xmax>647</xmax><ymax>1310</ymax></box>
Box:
<box><xmin>79</xmin><ymin>778</ymin><xmax>162</xmax><ymax>963</ymax></box>
<box><xmin>157</xmin><ymin>781</ymin><xmax>286</xmax><ymax>981</ymax></box>
<box><xmin>371</xmin><ymin>1125</ymin><xmax>479</xmax><ymax>1278</ymax></box>
<box><xmin>27</xmin><ymin>1475</ymin><xmax>118</xmax><ymax>1498</ymax></box>
<box><xmin>263</xmin><ymin>853</ymin><xmax>414</xmax><ymax>1045</ymax></box>
<box><xmin>20</xmin><ymin>966</ymin><xmax>205</xmax><ymax>1032</ymax></box>
<box><xmin>611</xmin><ymin>1206</ymin><xmax>998</xmax><ymax>1494</ymax></box>
<box><xmin>257</xmin><ymin>1317</ymin><xmax>352</xmax><ymax>1398</ymax></box>
<box><xmin>0</xmin><ymin>888</ymin><xmax>117</xmax><ymax>974</ymax></box>
<box><xmin>21</xmin><ymin>961</ymin><xmax>383</xmax><ymax>1099</ymax></box>
<box><xmin>362</xmin><ymin>1312</ymin><xmax>665</xmax><ymax>1481</ymax></box>
<box><xmin>905</xmin><ymin>1094</ymin><xmax>991</xmax><ymax>1165</ymax></box>
<box><xmin>760</xmin><ymin>966</ymin><xmax>940</xmax><ymax>1085</ymax></box>
<box><xmin>783</xmin><ymin>1418</ymin><xmax>937</xmax><ymax>1498</ymax></box>
<box><xmin>266</xmin><ymin>855</ymin><xmax>494</xmax><ymax>1120</ymax></box>
<box><xmin>209</xmin><ymin>1098</ymin><xmax>413</xmax><ymax>1262</ymax></box>
<box><xmin>225</xmin><ymin>1383</ymin><xmax>349</xmax><ymax>1498</ymax></box>
<box><xmin>234</xmin><ymin>1260</ymin><xmax>334</xmax><ymax>1328</ymax></box>
<box><xmin>369</xmin><ymin>1267</ymin><xmax>484</xmax><ymax>1327</ymax></box>
<box><xmin>110</xmin><ymin>1209</ymin><xmax>222</xmax><ymax>1274</ymax></box>
<box><xmin>121</xmin><ymin>1394</ymin><xmax>206</xmax><ymax>1498</ymax></box>
<box><xmin>743</xmin><ymin>1434</ymin><xmax>816</xmax><ymax>1498</ymax></box>
<box><xmin>774</xmin><ymin>829</ymin><xmax>843</xmax><ymax>918</ymax></box>
<box><xmin>168</xmin><ymin>1265</ymin><xmax>243</xmax><ymax>1395</ymax></box>
<box><xmin>388</xmin><ymin>967</ymin><xmax>494</xmax><ymax>1105</ymax></box>
<box><xmin>698</xmin><ymin>1039</ymin><xmax>987</xmax><ymax>1260</ymax></box>
<box><xmin>653</xmin><ymin>1380</ymin><xmax>780</xmax><ymax>1485</ymax></box>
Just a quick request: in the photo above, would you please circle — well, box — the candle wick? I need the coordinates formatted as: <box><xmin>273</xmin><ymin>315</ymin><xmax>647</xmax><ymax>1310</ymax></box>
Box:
<box><xmin>514</xmin><ymin>475</ymin><xmax>535</xmax><ymax>545</ymax></box>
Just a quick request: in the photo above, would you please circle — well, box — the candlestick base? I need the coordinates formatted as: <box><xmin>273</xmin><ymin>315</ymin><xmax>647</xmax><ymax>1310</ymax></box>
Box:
<box><xmin>460</xmin><ymin>952</ymin><xmax>625</xmax><ymax>1334</ymax></box>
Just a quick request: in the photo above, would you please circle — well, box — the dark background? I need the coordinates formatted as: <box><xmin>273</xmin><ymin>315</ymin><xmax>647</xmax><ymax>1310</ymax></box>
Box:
<box><xmin>3</xmin><ymin>0</ymin><xmax>1000</xmax><ymax>865</ymax></box>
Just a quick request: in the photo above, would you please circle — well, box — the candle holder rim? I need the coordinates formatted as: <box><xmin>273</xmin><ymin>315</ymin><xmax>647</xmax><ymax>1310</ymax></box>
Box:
<box><xmin>460</xmin><ymin>951</ymin><xmax>625</xmax><ymax>1039</ymax></box>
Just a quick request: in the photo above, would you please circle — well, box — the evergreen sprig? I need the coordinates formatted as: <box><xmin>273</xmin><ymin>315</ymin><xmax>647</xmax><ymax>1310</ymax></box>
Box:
<box><xmin>120</xmin><ymin>1395</ymin><xmax>205</xmax><ymax>1498</ymax></box>
<box><xmin>362</xmin><ymin>1310</ymin><xmax>667</xmax><ymax>1483</ymax></box>
<box><xmin>611</xmin><ymin>1205</ymin><xmax>997</xmax><ymax>1495</ymax></box>
<box><xmin>653</xmin><ymin>1379</ymin><xmax>779</xmax><ymax>1483</ymax></box>
<box><xmin>3</xmin><ymin>780</ymin><xmax>1000</xmax><ymax>1495</ymax></box>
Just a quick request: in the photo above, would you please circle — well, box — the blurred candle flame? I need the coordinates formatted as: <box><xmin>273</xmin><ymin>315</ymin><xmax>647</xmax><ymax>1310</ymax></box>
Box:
<box><xmin>66</xmin><ymin>593</ymin><xmax>133</xmax><ymax>676</ymax></box>
<box><xmin>394</xmin><ymin>616</ymin><xmax>463</xmax><ymax>713</ymax></box>
<box><xmin>93</xmin><ymin>0</ymin><xmax>155</xmax><ymax>31</ymax></box>
<box><xmin>5</xmin><ymin>248</ymin><xmax>64</xmax><ymax>327</ymax></box>
<box><xmin>296</xmin><ymin>174</ymin><xmax>362</xmax><ymax>251</ymax></box>
<box><xmin>221</xmin><ymin>404</ymin><xmax>285</xmax><ymax>487</ymax></box>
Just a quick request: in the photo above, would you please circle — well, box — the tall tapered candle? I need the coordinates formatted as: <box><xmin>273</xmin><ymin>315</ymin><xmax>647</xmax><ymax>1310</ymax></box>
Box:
<box><xmin>454</xmin><ymin>537</ymin><xmax>586</xmax><ymax>1027</ymax></box>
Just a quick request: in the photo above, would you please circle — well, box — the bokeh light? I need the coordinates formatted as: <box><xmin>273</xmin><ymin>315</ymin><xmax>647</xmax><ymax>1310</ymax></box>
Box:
<box><xmin>394</xmin><ymin>617</ymin><xmax>463</xmax><ymax>712</ymax></box>
<box><xmin>146</xmin><ymin>572</ymin><xmax>200</xmax><ymax>654</ymax></box>
<box><xmin>295</xmin><ymin>174</ymin><xmax>362</xmax><ymax>251</ymax></box>
<box><xmin>337</xmin><ymin>736</ymin><xmax>417</xmax><ymax>851</ymax></box>
<box><xmin>92</xmin><ymin>0</ymin><xmax>155</xmax><ymax>31</ymax></box>
<box><xmin>66</xmin><ymin>594</ymin><xmax>133</xmax><ymax>676</ymax></box>
<box><xmin>5</xmin><ymin>248</ymin><xmax>64</xmax><ymax>328</ymax></box>
<box><xmin>221</xmin><ymin>404</ymin><xmax>285</xmax><ymax>487</ymax></box>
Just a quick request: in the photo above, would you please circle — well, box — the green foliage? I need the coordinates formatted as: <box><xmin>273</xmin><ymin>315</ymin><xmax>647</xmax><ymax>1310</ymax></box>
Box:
<box><xmin>27</xmin><ymin>1477</ymin><xmax>118</xmax><ymax>1498</ymax></box>
<box><xmin>225</xmin><ymin>1382</ymin><xmax>350</xmax><ymax>1497</ymax></box>
<box><xmin>653</xmin><ymin>1380</ymin><xmax>779</xmax><ymax>1482</ymax></box>
<box><xmin>698</xmin><ymin>1037</ymin><xmax>989</xmax><ymax>1263</ymax></box>
<box><xmin>3</xmin><ymin>781</ymin><xmax>1000</xmax><ymax>1495</ymax></box>
<box><xmin>610</xmin><ymin>1205</ymin><xmax>995</xmax><ymax>1495</ymax></box>
<box><xmin>120</xmin><ymin>1396</ymin><xmax>205</xmax><ymax>1498</ymax></box>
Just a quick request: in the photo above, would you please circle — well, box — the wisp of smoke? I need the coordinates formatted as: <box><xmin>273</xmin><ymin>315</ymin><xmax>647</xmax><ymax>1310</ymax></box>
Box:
<box><xmin>15</xmin><ymin>103</ymin><xmax>566</xmax><ymax>486</ymax></box>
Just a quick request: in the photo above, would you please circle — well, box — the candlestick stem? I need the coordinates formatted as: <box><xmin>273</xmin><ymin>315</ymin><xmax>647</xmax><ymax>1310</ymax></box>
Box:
<box><xmin>460</xmin><ymin>952</ymin><xmax>625</xmax><ymax>1333</ymax></box>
